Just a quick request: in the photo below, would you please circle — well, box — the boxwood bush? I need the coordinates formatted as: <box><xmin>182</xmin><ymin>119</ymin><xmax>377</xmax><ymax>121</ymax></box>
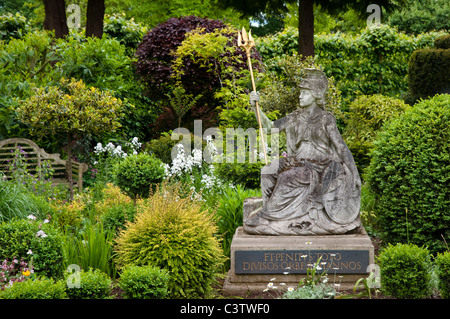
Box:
<box><xmin>113</xmin><ymin>153</ymin><xmax>165</xmax><ymax>203</ymax></box>
<box><xmin>378</xmin><ymin>243</ymin><xmax>432</xmax><ymax>299</ymax></box>
<box><xmin>0</xmin><ymin>277</ymin><xmax>67</xmax><ymax>299</ymax></box>
<box><xmin>64</xmin><ymin>268</ymin><xmax>112</xmax><ymax>299</ymax></box>
<box><xmin>435</xmin><ymin>251</ymin><xmax>450</xmax><ymax>299</ymax></box>
<box><xmin>366</xmin><ymin>94</ymin><xmax>450</xmax><ymax>253</ymax></box>
<box><xmin>118</xmin><ymin>265</ymin><xmax>169</xmax><ymax>299</ymax></box>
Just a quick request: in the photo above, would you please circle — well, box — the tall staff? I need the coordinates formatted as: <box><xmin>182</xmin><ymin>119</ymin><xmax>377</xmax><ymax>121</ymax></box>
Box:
<box><xmin>238</xmin><ymin>27</ymin><xmax>268</xmax><ymax>165</ymax></box>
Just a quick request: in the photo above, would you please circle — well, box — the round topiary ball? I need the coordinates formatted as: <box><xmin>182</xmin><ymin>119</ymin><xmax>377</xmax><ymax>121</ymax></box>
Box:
<box><xmin>366</xmin><ymin>94</ymin><xmax>450</xmax><ymax>253</ymax></box>
<box><xmin>112</xmin><ymin>153</ymin><xmax>166</xmax><ymax>203</ymax></box>
<box><xmin>114</xmin><ymin>182</ymin><xmax>225</xmax><ymax>299</ymax></box>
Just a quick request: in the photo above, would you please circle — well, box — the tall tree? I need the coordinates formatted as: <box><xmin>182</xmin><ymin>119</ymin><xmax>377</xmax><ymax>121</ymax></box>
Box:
<box><xmin>86</xmin><ymin>0</ymin><xmax>105</xmax><ymax>38</ymax></box>
<box><xmin>219</xmin><ymin>0</ymin><xmax>404</xmax><ymax>57</ymax></box>
<box><xmin>43</xmin><ymin>0</ymin><xmax>69</xmax><ymax>38</ymax></box>
<box><xmin>42</xmin><ymin>0</ymin><xmax>105</xmax><ymax>39</ymax></box>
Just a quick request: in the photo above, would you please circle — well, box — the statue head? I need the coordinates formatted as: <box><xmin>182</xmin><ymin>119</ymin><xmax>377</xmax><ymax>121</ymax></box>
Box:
<box><xmin>299</xmin><ymin>68</ymin><xmax>328</xmax><ymax>109</ymax></box>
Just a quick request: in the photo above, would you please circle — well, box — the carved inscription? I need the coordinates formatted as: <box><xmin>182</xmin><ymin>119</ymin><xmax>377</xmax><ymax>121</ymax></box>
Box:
<box><xmin>235</xmin><ymin>250</ymin><xmax>370</xmax><ymax>274</ymax></box>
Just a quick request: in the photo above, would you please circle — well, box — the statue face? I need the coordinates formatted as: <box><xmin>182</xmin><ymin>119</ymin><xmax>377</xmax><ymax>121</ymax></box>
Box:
<box><xmin>299</xmin><ymin>89</ymin><xmax>315</xmax><ymax>108</ymax></box>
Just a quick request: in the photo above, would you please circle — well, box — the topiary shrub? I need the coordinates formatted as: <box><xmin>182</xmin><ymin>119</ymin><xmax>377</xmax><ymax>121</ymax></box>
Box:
<box><xmin>64</xmin><ymin>268</ymin><xmax>112</xmax><ymax>299</ymax></box>
<box><xmin>434</xmin><ymin>34</ymin><xmax>450</xmax><ymax>50</ymax></box>
<box><xmin>114</xmin><ymin>182</ymin><xmax>225</xmax><ymax>299</ymax></box>
<box><xmin>366</xmin><ymin>94</ymin><xmax>450</xmax><ymax>254</ymax></box>
<box><xmin>435</xmin><ymin>251</ymin><xmax>450</xmax><ymax>299</ymax></box>
<box><xmin>378</xmin><ymin>243</ymin><xmax>432</xmax><ymax>299</ymax></box>
<box><xmin>0</xmin><ymin>277</ymin><xmax>67</xmax><ymax>299</ymax></box>
<box><xmin>343</xmin><ymin>94</ymin><xmax>410</xmax><ymax>176</ymax></box>
<box><xmin>118</xmin><ymin>265</ymin><xmax>169</xmax><ymax>299</ymax></box>
<box><xmin>407</xmin><ymin>46</ymin><xmax>450</xmax><ymax>103</ymax></box>
<box><xmin>112</xmin><ymin>153</ymin><xmax>165</xmax><ymax>204</ymax></box>
<box><xmin>0</xmin><ymin>218</ymin><xmax>64</xmax><ymax>279</ymax></box>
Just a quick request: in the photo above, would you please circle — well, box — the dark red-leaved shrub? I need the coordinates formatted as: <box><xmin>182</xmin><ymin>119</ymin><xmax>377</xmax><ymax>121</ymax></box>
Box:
<box><xmin>135</xmin><ymin>16</ymin><xmax>261</xmax><ymax>136</ymax></box>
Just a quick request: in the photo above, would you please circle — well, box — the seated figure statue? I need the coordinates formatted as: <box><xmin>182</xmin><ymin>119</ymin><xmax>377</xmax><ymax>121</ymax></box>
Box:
<box><xmin>244</xmin><ymin>68</ymin><xmax>362</xmax><ymax>235</ymax></box>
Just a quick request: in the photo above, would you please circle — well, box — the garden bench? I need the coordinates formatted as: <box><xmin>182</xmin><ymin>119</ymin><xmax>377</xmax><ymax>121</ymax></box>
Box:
<box><xmin>0</xmin><ymin>138</ymin><xmax>88</xmax><ymax>192</ymax></box>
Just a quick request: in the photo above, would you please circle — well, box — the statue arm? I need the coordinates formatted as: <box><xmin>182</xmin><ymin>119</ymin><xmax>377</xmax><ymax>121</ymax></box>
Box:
<box><xmin>250</xmin><ymin>91</ymin><xmax>286</xmax><ymax>131</ymax></box>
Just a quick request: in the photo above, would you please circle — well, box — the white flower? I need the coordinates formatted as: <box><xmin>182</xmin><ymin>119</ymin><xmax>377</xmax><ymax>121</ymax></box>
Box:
<box><xmin>267</xmin><ymin>282</ymin><xmax>274</xmax><ymax>288</ymax></box>
<box><xmin>93</xmin><ymin>142</ymin><xmax>104</xmax><ymax>154</ymax></box>
<box><xmin>43</xmin><ymin>219</ymin><xmax>49</xmax><ymax>224</ymax></box>
<box><xmin>27</xmin><ymin>249</ymin><xmax>33</xmax><ymax>255</ymax></box>
<box><xmin>36</xmin><ymin>230</ymin><xmax>47</xmax><ymax>238</ymax></box>
<box><xmin>27</xmin><ymin>214</ymin><xmax>36</xmax><ymax>220</ymax></box>
<box><xmin>288</xmin><ymin>287</ymin><xmax>294</xmax><ymax>292</ymax></box>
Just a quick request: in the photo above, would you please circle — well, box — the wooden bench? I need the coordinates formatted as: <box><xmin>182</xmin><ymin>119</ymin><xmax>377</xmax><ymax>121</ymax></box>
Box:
<box><xmin>0</xmin><ymin>138</ymin><xmax>88</xmax><ymax>192</ymax></box>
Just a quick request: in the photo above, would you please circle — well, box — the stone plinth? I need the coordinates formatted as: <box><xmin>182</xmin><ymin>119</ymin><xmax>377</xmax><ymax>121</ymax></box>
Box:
<box><xmin>223</xmin><ymin>226</ymin><xmax>375</xmax><ymax>296</ymax></box>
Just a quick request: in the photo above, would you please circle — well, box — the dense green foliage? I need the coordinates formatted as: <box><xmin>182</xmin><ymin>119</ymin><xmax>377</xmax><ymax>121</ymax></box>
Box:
<box><xmin>435</xmin><ymin>35</ymin><xmax>450</xmax><ymax>50</ymax></box>
<box><xmin>0</xmin><ymin>179</ymin><xmax>56</xmax><ymax>222</ymax></box>
<box><xmin>0</xmin><ymin>277</ymin><xmax>67</xmax><ymax>299</ymax></box>
<box><xmin>215</xmin><ymin>185</ymin><xmax>261</xmax><ymax>270</ymax></box>
<box><xmin>0</xmin><ymin>218</ymin><xmax>64</xmax><ymax>278</ymax></box>
<box><xmin>114</xmin><ymin>183</ymin><xmax>225</xmax><ymax>298</ymax></box>
<box><xmin>135</xmin><ymin>15</ymin><xmax>262</xmax><ymax>135</ymax></box>
<box><xmin>378</xmin><ymin>243</ymin><xmax>432</xmax><ymax>299</ymax></box>
<box><xmin>407</xmin><ymin>47</ymin><xmax>450</xmax><ymax>103</ymax></box>
<box><xmin>118</xmin><ymin>265</ymin><xmax>169</xmax><ymax>299</ymax></box>
<box><xmin>366</xmin><ymin>94</ymin><xmax>450</xmax><ymax>254</ymax></box>
<box><xmin>64</xmin><ymin>268</ymin><xmax>112</xmax><ymax>299</ymax></box>
<box><xmin>257</xmin><ymin>24</ymin><xmax>445</xmax><ymax>103</ymax></box>
<box><xmin>343</xmin><ymin>94</ymin><xmax>410</xmax><ymax>175</ymax></box>
<box><xmin>435</xmin><ymin>252</ymin><xmax>450</xmax><ymax>299</ymax></box>
<box><xmin>0</xmin><ymin>12</ymin><xmax>29</xmax><ymax>41</ymax></box>
<box><xmin>113</xmin><ymin>153</ymin><xmax>165</xmax><ymax>202</ymax></box>
<box><xmin>388</xmin><ymin>0</ymin><xmax>450</xmax><ymax>34</ymax></box>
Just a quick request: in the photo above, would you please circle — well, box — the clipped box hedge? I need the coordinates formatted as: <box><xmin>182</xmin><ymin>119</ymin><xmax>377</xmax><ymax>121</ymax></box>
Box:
<box><xmin>407</xmin><ymin>48</ymin><xmax>450</xmax><ymax>103</ymax></box>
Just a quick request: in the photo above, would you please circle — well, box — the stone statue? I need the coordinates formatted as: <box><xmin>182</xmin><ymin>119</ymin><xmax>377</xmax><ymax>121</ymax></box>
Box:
<box><xmin>245</xmin><ymin>68</ymin><xmax>362</xmax><ymax>235</ymax></box>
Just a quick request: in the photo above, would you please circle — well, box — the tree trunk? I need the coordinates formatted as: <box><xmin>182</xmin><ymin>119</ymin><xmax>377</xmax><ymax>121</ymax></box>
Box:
<box><xmin>67</xmin><ymin>133</ymin><xmax>74</xmax><ymax>201</ymax></box>
<box><xmin>298</xmin><ymin>0</ymin><xmax>315</xmax><ymax>58</ymax></box>
<box><xmin>86</xmin><ymin>0</ymin><xmax>105</xmax><ymax>38</ymax></box>
<box><xmin>43</xmin><ymin>0</ymin><xmax>69</xmax><ymax>39</ymax></box>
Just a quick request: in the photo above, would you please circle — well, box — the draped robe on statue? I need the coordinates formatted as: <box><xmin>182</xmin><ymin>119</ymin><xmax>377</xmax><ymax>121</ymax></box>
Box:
<box><xmin>244</xmin><ymin>107</ymin><xmax>361</xmax><ymax>235</ymax></box>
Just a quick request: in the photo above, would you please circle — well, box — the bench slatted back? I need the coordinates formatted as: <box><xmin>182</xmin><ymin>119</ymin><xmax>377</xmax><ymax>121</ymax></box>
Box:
<box><xmin>0</xmin><ymin>138</ymin><xmax>88</xmax><ymax>191</ymax></box>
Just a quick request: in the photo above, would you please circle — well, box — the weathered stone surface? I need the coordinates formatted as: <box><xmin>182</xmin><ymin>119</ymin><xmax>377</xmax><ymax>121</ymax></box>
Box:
<box><xmin>246</xmin><ymin>68</ymin><xmax>361</xmax><ymax>235</ymax></box>
<box><xmin>222</xmin><ymin>227</ymin><xmax>375</xmax><ymax>295</ymax></box>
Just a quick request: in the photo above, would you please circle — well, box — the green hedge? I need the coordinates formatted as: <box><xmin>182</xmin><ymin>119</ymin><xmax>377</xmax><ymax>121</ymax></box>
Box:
<box><xmin>257</xmin><ymin>25</ymin><xmax>445</xmax><ymax>103</ymax></box>
<box><xmin>118</xmin><ymin>265</ymin><xmax>169</xmax><ymax>299</ymax></box>
<box><xmin>407</xmin><ymin>48</ymin><xmax>450</xmax><ymax>103</ymax></box>
<box><xmin>366</xmin><ymin>94</ymin><xmax>450</xmax><ymax>254</ymax></box>
<box><xmin>435</xmin><ymin>251</ymin><xmax>450</xmax><ymax>299</ymax></box>
<box><xmin>0</xmin><ymin>277</ymin><xmax>67</xmax><ymax>299</ymax></box>
<box><xmin>435</xmin><ymin>35</ymin><xmax>450</xmax><ymax>50</ymax></box>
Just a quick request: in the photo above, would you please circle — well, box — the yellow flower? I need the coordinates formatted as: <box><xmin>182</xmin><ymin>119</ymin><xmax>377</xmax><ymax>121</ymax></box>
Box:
<box><xmin>22</xmin><ymin>270</ymin><xmax>31</xmax><ymax>276</ymax></box>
